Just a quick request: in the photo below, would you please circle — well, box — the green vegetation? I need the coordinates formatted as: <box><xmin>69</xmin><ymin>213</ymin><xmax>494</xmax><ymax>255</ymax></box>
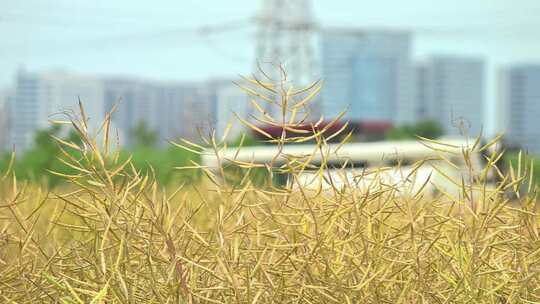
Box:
<box><xmin>1</xmin><ymin>71</ymin><xmax>540</xmax><ymax>303</ymax></box>
<box><xmin>386</xmin><ymin>119</ymin><xmax>444</xmax><ymax>140</ymax></box>
<box><xmin>229</xmin><ymin>133</ymin><xmax>260</xmax><ymax>147</ymax></box>
<box><xmin>130</xmin><ymin>121</ymin><xmax>159</xmax><ymax>148</ymax></box>
<box><xmin>0</xmin><ymin>122</ymin><xmax>200</xmax><ymax>187</ymax></box>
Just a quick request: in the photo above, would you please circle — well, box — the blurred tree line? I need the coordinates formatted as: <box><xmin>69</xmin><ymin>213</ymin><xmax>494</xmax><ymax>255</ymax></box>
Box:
<box><xmin>0</xmin><ymin>122</ymin><xmax>200</xmax><ymax>187</ymax></box>
<box><xmin>386</xmin><ymin>120</ymin><xmax>444</xmax><ymax>140</ymax></box>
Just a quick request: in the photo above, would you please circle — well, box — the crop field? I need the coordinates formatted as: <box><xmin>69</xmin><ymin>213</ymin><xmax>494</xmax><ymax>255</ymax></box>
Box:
<box><xmin>1</xmin><ymin>72</ymin><xmax>540</xmax><ymax>303</ymax></box>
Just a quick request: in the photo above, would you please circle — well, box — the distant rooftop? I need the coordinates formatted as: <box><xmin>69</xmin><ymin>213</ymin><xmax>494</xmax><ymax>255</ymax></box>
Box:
<box><xmin>321</xmin><ymin>27</ymin><xmax>411</xmax><ymax>36</ymax></box>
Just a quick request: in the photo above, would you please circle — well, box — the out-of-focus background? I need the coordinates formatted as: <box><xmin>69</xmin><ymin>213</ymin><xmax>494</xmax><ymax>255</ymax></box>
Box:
<box><xmin>1</xmin><ymin>0</ymin><xmax>539</xmax><ymax>153</ymax></box>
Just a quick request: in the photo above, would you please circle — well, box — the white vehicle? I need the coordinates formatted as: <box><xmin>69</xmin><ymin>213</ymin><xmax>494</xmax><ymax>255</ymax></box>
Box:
<box><xmin>202</xmin><ymin>138</ymin><xmax>500</xmax><ymax>198</ymax></box>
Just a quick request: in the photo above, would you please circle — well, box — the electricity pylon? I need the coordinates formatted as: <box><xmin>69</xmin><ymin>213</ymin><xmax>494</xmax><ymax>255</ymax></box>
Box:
<box><xmin>254</xmin><ymin>0</ymin><xmax>318</xmax><ymax>87</ymax></box>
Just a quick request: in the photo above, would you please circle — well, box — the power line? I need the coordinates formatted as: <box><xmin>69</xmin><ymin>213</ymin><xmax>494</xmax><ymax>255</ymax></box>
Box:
<box><xmin>2</xmin><ymin>3</ymin><xmax>538</xmax><ymax>68</ymax></box>
<box><xmin>1</xmin><ymin>18</ymin><xmax>254</xmax><ymax>53</ymax></box>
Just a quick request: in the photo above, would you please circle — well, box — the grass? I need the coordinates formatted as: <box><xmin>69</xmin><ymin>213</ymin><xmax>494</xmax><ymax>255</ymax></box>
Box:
<box><xmin>1</xmin><ymin>67</ymin><xmax>540</xmax><ymax>303</ymax></box>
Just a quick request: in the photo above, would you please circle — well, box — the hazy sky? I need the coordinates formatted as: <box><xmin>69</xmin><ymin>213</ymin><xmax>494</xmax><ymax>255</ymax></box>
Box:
<box><xmin>2</xmin><ymin>0</ymin><xmax>540</xmax><ymax>133</ymax></box>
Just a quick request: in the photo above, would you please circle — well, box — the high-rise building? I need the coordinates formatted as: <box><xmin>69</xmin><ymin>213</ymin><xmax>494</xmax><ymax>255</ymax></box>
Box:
<box><xmin>0</xmin><ymin>88</ymin><xmax>14</xmax><ymax>150</ymax></box>
<box><xmin>103</xmin><ymin>77</ymin><xmax>159</xmax><ymax>146</ymax></box>
<box><xmin>12</xmin><ymin>69</ymin><xmax>105</xmax><ymax>151</ymax></box>
<box><xmin>321</xmin><ymin>28</ymin><xmax>414</xmax><ymax>124</ymax></box>
<box><xmin>9</xmin><ymin>69</ymin><xmax>219</xmax><ymax>150</ymax></box>
<box><xmin>416</xmin><ymin>56</ymin><xmax>485</xmax><ymax>136</ymax></box>
<box><xmin>213</xmin><ymin>81</ymin><xmax>250</xmax><ymax>141</ymax></box>
<box><xmin>415</xmin><ymin>64</ymin><xmax>429</xmax><ymax>120</ymax></box>
<box><xmin>103</xmin><ymin>78</ymin><xmax>214</xmax><ymax>146</ymax></box>
<box><xmin>157</xmin><ymin>82</ymin><xmax>214</xmax><ymax>143</ymax></box>
<box><xmin>498</xmin><ymin>65</ymin><xmax>540</xmax><ymax>154</ymax></box>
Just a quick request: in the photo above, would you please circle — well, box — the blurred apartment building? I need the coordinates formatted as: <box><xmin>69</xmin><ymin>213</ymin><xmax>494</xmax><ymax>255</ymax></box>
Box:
<box><xmin>5</xmin><ymin>69</ymin><xmax>247</xmax><ymax>151</ymax></box>
<box><xmin>11</xmin><ymin>69</ymin><xmax>105</xmax><ymax>151</ymax></box>
<box><xmin>498</xmin><ymin>65</ymin><xmax>540</xmax><ymax>154</ymax></box>
<box><xmin>212</xmin><ymin>80</ymin><xmax>250</xmax><ymax>141</ymax></box>
<box><xmin>157</xmin><ymin>82</ymin><xmax>215</xmax><ymax>143</ymax></box>
<box><xmin>320</xmin><ymin>28</ymin><xmax>415</xmax><ymax>125</ymax></box>
<box><xmin>415</xmin><ymin>56</ymin><xmax>485</xmax><ymax>136</ymax></box>
<box><xmin>0</xmin><ymin>89</ymin><xmax>14</xmax><ymax>150</ymax></box>
<box><xmin>102</xmin><ymin>78</ymin><xmax>157</xmax><ymax>146</ymax></box>
<box><xmin>102</xmin><ymin>78</ymin><xmax>215</xmax><ymax>146</ymax></box>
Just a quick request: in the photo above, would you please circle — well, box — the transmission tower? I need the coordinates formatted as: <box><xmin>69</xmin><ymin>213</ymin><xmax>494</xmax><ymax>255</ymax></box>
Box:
<box><xmin>254</xmin><ymin>0</ymin><xmax>318</xmax><ymax>87</ymax></box>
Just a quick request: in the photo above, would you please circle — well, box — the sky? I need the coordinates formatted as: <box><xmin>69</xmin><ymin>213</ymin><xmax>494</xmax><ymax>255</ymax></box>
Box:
<box><xmin>2</xmin><ymin>0</ymin><xmax>540</xmax><ymax>133</ymax></box>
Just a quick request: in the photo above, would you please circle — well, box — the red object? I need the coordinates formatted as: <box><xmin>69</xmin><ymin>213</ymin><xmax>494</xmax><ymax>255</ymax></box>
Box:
<box><xmin>357</xmin><ymin>121</ymin><xmax>393</xmax><ymax>133</ymax></box>
<box><xmin>252</xmin><ymin>120</ymin><xmax>393</xmax><ymax>140</ymax></box>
